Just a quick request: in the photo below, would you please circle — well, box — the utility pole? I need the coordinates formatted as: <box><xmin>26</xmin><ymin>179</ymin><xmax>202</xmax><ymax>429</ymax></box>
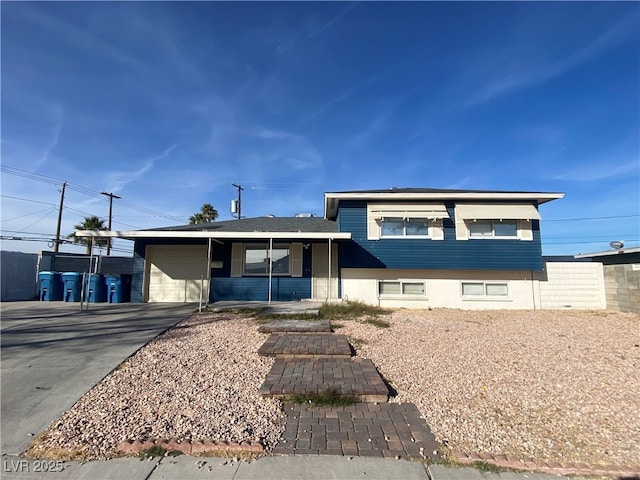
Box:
<box><xmin>101</xmin><ymin>191</ymin><xmax>121</xmax><ymax>255</ymax></box>
<box><xmin>231</xmin><ymin>183</ymin><xmax>244</xmax><ymax>220</ymax></box>
<box><xmin>54</xmin><ymin>181</ymin><xmax>66</xmax><ymax>252</ymax></box>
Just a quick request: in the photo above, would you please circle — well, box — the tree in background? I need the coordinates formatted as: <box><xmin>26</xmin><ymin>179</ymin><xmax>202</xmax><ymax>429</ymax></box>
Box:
<box><xmin>67</xmin><ymin>216</ymin><xmax>109</xmax><ymax>254</ymax></box>
<box><xmin>189</xmin><ymin>203</ymin><xmax>219</xmax><ymax>224</ymax></box>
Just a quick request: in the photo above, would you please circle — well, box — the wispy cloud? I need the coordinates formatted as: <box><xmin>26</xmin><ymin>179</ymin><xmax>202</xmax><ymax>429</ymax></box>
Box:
<box><xmin>305</xmin><ymin>75</ymin><xmax>379</xmax><ymax>122</ymax></box>
<box><xmin>105</xmin><ymin>144</ymin><xmax>177</xmax><ymax>193</ymax></box>
<box><xmin>35</xmin><ymin>103</ymin><xmax>64</xmax><ymax>170</ymax></box>
<box><xmin>552</xmin><ymin>159</ymin><xmax>639</xmax><ymax>182</ymax></box>
<box><xmin>467</xmin><ymin>12</ymin><xmax>637</xmax><ymax>107</ymax></box>
<box><xmin>308</xmin><ymin>2</ymin><xmax>358</xmax><ymax>39</ymax></box>
<box><xmin>12</xmin><ymin>3</ymin><xmax>147</xmax><ymax>73</ymax></box>
<box><xmin>244</xmin><ymin>127</ymin><xmax>324</xmax><ymax>172</ymax></box>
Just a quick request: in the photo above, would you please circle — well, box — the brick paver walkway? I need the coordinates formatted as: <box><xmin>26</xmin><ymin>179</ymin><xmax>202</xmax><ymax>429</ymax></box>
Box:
<box><xmin>273</xmin><ymin>402</ymin><xmax>440</xmax><ymax>460</ymax></box>
<box><xmin>258</xmin><ymin>333</ymin><xmax>352</xmax><ymax>358</ymax></box>
<box><xmin>256</xmin><ymin>317</ymin><xmax>441</xmax><ymax>459</ymax></box>
<box><xmin>259</xmin><ymin>358</ymin><xmax>389</xmax><ymax>402</ymax></box>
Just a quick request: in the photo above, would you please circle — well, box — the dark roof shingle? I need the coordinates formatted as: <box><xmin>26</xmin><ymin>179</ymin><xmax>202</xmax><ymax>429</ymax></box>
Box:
<box><xmin>149</xmin><ymin>216</ymin><xmax>337</xmax><ymax>233</ymax></box>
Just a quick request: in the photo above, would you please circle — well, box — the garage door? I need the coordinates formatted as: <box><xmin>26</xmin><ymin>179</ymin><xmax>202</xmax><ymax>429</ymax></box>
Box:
<box><xmin>145</xmin><ymin>245</ymin><xmax>209</xmax><ymax>302</ymax></box>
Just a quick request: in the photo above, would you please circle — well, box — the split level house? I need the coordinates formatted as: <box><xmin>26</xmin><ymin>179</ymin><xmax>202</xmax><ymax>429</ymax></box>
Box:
<box><xmin>78</xmin><ymin>188</ymin><xmax>565</xmax><ymax>309</ymax></box>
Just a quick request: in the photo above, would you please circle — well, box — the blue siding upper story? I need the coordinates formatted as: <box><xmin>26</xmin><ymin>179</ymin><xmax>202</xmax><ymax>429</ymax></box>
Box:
<box><xmin>337</xmin><ymin>200</ymin><xmax>544</xmax><ymax>271</ymax></box>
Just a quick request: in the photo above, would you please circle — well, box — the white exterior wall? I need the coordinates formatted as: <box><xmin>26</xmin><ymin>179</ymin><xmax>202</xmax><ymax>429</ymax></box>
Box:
<box><xmin>538</xmin><ymin>262</ymin><xmax>606</xmax><ymax>309</ymax></box>
<box><xmin>341</xmin><ymin>262</ymin><xmax>607</xmax><ymax>310</ymax></box>
<box><xmin>341</xmin><ymin>269</ymin><xmax>537</xmax><ymax>310</ymax></box>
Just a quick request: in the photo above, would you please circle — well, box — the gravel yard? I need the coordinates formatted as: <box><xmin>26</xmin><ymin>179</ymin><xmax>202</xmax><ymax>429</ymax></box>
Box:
<box><xmin>26</xmin><ymin>308</ymin><xmax>639</xmax><ymax>468</ymax></box>
<box><xmin>338</xmin><ymin>309</ymin><xmax>640</xmax><ymax>467</ymax></box>
<box><xmin>25</xmin><ymin>314</ymin><xmax>284</xmax><ymax>460</ymax></box>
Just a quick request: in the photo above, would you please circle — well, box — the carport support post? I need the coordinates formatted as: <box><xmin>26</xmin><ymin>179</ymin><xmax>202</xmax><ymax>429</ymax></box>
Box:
<box><xmin>81</xmin><ymin>249</ymin><xmax>95</xmax><ymax>311</ymax></box>
<box><xmin>328</xmin><ymin>238</ymin><xmax>332</xmax><ymax>301</ymax></box>
<box><xmin>206</xmin><ymin>237</ymin><xmax>212</xmax><ymax>307</ymax></box>
<box><xmin>268</xmin><ymin>238</ymin><xmax>273</xmax><ymax>305</ymax></box>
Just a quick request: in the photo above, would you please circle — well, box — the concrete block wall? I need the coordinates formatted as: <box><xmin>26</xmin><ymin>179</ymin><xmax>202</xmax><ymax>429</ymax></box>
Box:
<box><xmin>538</xmin><ymin>262</ymin><xmax>606</xmax><ymax>309</ymax></box>
<box><xmin>603</xmin><ymin>264</ymin><xmax>640</xmax><ymax>313</ymax></box>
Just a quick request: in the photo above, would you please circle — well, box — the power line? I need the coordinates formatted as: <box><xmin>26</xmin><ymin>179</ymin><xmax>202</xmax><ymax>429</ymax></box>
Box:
<box><xmin>20</xmin><ymin>208</ymin><xmax>58</xmax><ymax>234</ymax></box>
<box><xmin>0</xmin><ymin>194</ymin><xmax>56</xmax><ymax>206</ymax></box>
<box><xmin>544</xmin><ymin>239</ymin><xmax>639</xmax><ymax>245</ymax></box>
<box><xmin>542</xmin><ymin>214</ymin><xmax>639</xmax><ymax>222</ymax></box>
<box><xmin>0</xmin><ymin>207</ymin><xmax>58</xmax><ymax>224</ymax></box>
<box><xmin>1</xmin><ymin>166</ymin><xmax>185</xmax><ymax>223</ymax></box>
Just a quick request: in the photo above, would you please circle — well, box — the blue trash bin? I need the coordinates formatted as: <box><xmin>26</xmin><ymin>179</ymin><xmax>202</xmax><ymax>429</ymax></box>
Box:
<box><xmin>84</xmin><ymin>274</ymin><xmax>107</xmax><ymax>303</ymax></box>
<box><xmin>61</xmin><ymin>272</ymin><xmax>83</xmax><ymax>302</ymax></box>
<box><xmin>38</xmin><ymin>271</ymin><xmax>63</xmax><ymax>301</ymax></box>
<box><xmin>106</xmin><ymin>274</ymin><xmax>132</xmax><ymax>303</ymax></box>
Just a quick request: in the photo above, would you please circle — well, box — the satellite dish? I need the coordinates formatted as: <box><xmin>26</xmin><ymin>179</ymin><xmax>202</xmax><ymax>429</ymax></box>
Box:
<box><xmin>609</xmin><ymin>240</ymin><xmax>624</xmax><ymax>250</ymax></box>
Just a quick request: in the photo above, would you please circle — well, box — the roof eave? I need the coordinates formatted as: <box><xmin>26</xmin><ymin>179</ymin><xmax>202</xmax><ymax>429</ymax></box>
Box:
<box><xmin>75</xmin><ymin>230</ymin><xmax>352</xmax><ymax>240</ymax></box>
<box><xmin>324</xmin><ymin>192</ymin><xmax>565</xmax><ymax>219</ymax></box>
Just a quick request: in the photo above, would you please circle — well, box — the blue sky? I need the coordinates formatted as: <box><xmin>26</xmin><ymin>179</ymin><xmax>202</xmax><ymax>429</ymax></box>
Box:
<box><xmin>1</xmin><ymin>1</ymin><xmax>638</xmax><ymax>256</ymax></box>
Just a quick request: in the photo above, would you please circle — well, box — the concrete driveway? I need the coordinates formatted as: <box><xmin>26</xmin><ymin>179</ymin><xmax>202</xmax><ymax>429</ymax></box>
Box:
<box><xmin>1</xmin><ymin>301</ymin><xmax>195</xmax><ymax>455</ymax></box>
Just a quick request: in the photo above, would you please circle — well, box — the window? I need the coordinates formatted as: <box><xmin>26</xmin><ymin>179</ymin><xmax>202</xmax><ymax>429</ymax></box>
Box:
<box><xmin>244</xmin><ymin>244</ymin><xmax>290</xmax><ymax>275</ymax></box>
<box><xmin>454</xmin><ymin>203</ymin><xmax>538</xmax><ymax>241</ymax></box>
<box><xmin>461</xmin><ymin>282</ymin><xmax>509</xmax><ymax>297</ymax></box>
<box><xmin>379</xmin><ymin>280</ymin><xmax>426</xmax><ymax>297</ymax></box>
<box><xmin>468</xmin><ymin>220</ymin><xmax>518</xmax><ymax>238</ymax></box>
<box><xmin>380</xmin><ymin>218</ymin><xmax>429</xmax><ymax>237</ymax></box>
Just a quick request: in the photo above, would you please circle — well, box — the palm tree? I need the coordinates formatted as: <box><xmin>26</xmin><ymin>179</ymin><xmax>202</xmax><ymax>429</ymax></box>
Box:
<box><xmin>67</xmin><ymin>216</ymin><xmax>109</xmax><ymax>254</ymax></box>
<box><xmin>189</xmin><ymin>203</ymin><xmax>219</xmax><ymax>224</ymax></box>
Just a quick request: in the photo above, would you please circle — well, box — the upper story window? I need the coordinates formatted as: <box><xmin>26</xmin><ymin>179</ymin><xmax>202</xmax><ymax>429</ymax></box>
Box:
<box><xmin>367</xmin><ymin>203</ymin><xmax>449</xmax><ymax>240</ymax></box>
<box><xmin>455</xmin><ymin>203</ymin><xmax>540</xmax><ymax>241</ymax></box>
<box><xmin>381</xmin><ymin>218</ymin><xmax>429</xmax><ymax>237</ymax></box>
<box><xmin>468</xmin><ymin>220</ymin><xmax>518</xmax><ymax>238</ymax></box>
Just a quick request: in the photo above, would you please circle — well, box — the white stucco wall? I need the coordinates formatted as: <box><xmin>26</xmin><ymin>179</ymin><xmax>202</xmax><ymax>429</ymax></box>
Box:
<box><xmin>341</xmin><ymin>268</ymin><xmax>538</xmax><ymax>310</ymax></box>
<box><xmin>341</xmin><ymin>262</ymin><xmax>607</xmax><ymax>310</ymax></box>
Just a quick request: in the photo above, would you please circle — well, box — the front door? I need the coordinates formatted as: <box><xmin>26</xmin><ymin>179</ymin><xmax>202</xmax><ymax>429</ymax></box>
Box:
<box><xmin>312</xmin><ymin>243</ymin><xmax>338</xmax><ymax>299</ymax></box>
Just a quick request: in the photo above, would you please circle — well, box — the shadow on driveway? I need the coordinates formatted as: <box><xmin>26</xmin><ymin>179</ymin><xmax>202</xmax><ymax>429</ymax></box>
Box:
<box><xmin>0</xmin><ymin>302</ymin><xmax>195</xmax><ymax>455</ymax></box>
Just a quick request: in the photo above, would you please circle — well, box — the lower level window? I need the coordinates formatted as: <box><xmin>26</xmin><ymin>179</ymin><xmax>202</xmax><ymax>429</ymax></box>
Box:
<box><xmin>379</xmin><ymin>280</ymin><xmax>426</xmax><ymax>296</ymax></box>
<box><xmin>461</xmin><ymin>282</ymin><xmax>508</xmax><ymax>297</ymax></box>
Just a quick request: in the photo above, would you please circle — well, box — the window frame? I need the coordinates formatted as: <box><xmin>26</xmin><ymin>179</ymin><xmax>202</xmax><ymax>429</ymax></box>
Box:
<box><xmin>243</xmin><ymin>243</ymin><xmax>291</xmax><ymax>276</ymax></box>
<box><xmin>461</xmin><ymin>281</ymin><xmax>510</xmax><ymax>300</ymax></box>
<box><xmin>468</xmin><ymin>219</ymin><xmax>518</xmax><ymax>239</ymax></box>
<box><xmin>378</xmin><ymin>280</ymin><xmax>427</xmax><ymax>298</ymax></box>
<box><xmin>380</xmin><ymin>217</ymin><xmax>431</xmax><ymax>238</ymax></box>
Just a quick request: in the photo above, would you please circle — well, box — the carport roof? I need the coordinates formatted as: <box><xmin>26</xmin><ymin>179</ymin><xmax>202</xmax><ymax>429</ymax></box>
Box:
<box><xmin>75</xmin><ymin>216</ymin><xmax>351</xmax><ymax>240</ymax></box>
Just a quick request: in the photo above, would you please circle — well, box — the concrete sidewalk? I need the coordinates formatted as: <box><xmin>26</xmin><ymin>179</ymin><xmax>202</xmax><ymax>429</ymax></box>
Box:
<box><xmin>0</xmin><ymin>456</ymin><xmax>569</xmax><ymax>480</ymax></box>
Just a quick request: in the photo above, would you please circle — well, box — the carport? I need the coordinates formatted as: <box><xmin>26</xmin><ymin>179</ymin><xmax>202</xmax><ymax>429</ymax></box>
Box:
<box><xmin>75</xmin><ymin>217</ymin><xmax>351</xmax><ymax>305</ymax></box>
